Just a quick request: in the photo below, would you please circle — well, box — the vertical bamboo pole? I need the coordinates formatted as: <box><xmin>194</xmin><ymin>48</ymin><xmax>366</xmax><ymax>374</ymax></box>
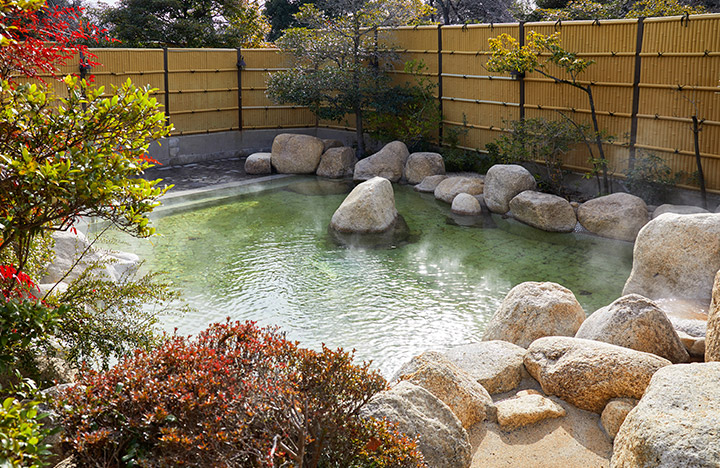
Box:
<box><xmin>628</xmin><ymin>18</ymin><xmax>645</xmax><ymax>169</ymax></box>
<box><xmin>163</xmin><ymin>47</ymin><xmax>170</xmax><ymax>126</ymax></box>
<box><xmin>236</xmin><ymin>48</ymin><xmax>244</xmax><ymax>131</ymax></box>
<box><xmin>518</xmin><ymin>21</ymin><xmax>526</xmax><ymax>121</ymax></box>
<box><xmin>437</xmin><ymin>24</ymin><xmax>444</xmax><ymax>145</ymax></box>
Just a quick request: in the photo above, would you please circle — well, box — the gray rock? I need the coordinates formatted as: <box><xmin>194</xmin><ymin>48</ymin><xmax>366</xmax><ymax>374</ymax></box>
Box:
<box><xmin>353</xmin><ymin>141</ymin><xmax>409</xmax><ymax>182</ymax></box>
<box><xmin>676</xmin><ymin>330</ymin><xmax>705</xmax><ymax>358</ymax></box>
<box><xmin>524</xmin><ymin>336</ymin><xmax>671</xmax><ymax>413</ymax></box>
<box><xmin>652</xmin><ymin>203</ymin><xmax>709</xmax><ymax>218</ymax></box>
<box><xmin>577</xmin><ymin>192</ymin><xmax>649</xmax><ymax>242</ymax></box>
<box><xmin>600</xmin><ymin>398</ymin><xmax>637</xmax><ymax>439</ymax></box>
<box><xmin>482</xmin><ymin>282</ymin><xmax>586</xmax><ymax>348</ymax></box>
<box><xmin>483</xmin><ymin>164</ymin><xmax>537</xmax><ymax>214</ymax></box>
<box><xmin>321</xmin><ymin>138</ymin><xmax>343</xmax><ymax>152</ymax></box>
<box><xmin>329</xmin><ymin>177</ymin><xmax>397</xmax><ymax>233</ymax></box>
<box><xmin>394</xmin><ymin>351</ymin><xmax>494</xmax><ymax>428</ymax></box>
<box><xmin>270</xmin><ymin>133</ymin><xmax>324</xmax><ymax>174</ymax></box>
<box><xmin>434</xmin><ymin>176</ymin><xmax>484</xmax><ymax>204</ymax></box>
<box><xmin>451</xmin><ymin>193</ymin><xmax>482</xmax><ymax>216</ymax></box>
<box><xmin>362</xmin><ymin>381</ymin><xmax>472</xmax><ymax>468</ymax></box>
<box><xmin>41</xmin><ymin>231</ymin><xmax>139</xmax><ymax>284</ymax></box>
<box><xmin>414</xmin><ymin>174</ymin><xmax>448</xmax><ymax>193</ymax></box>
<box><xmin>404</xmin><ymin>152</ymin><xmax>445</xmax><ymax>185</ymax></box>
<box><xmin>244</xmin><ymin>152</ymin><xmax>272</xmax><ymax>175</ymax></box>
<box><xmin>316</xmin><ymin>147</ymin><xmax>357</xmax><ymax>179</ymax></box>
<box><xmin>623</xmin><ymin>213</ymin><xmax>720</xmax><ymax>303</ymax></box>
<box><xmin>611</xmin><ymin>363</ymin><xmax>720</xmax><ymax>467</ymax></box>
<box><xmin>495</xmin><ymin>389</ymin><xmax>566</xmax><ymax>431</ymax></box>
<box><xmin>707</xmin><ymin>269</ymin><xmax>720</xmax><ymax>361</ymax></box>
<box><xmin>575</xmin><ymin>294</ymin><xmax>689</xmax><ymax>363</ymax></box>
<box><xmin>509</xmin><ymin>190</ymin><xmax>577</xmax><ymax>233</ymax></box>
<box><xmin>444</xmin><ymin>341</ymin><xmax>527</xmax><ymax>394</ymax></box>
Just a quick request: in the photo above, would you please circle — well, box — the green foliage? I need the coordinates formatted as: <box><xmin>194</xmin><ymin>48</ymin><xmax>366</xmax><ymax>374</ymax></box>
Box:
<box><xmin>267</xmin><ymin>0</ymin><xmax>431</xmax><ymax>155</ymax></box>
<box><xmin>441</xmin><ymin>120</ymin><xmax>498</xmax><ymax>173</ymax></box>
<box><xmin>0</xmin><ymin>301</ymin><xmax>61</xmax><ymax>372</ymax></box>
<box><xmin>486</xmin><ymin>118</ymin><xmax>585</xmax><ymax>195</ymax></box>
<box><xmin>366</xmin><ymin>60</ymin><xmax>442</xmax><ymax>151</ymax></box>
<box><xmin>58</xmin><ymin>320</ymin><xmax>425</xmax><ymax>467</ymax></box>
<box><xmin>264</xmin><ymin>0</ymin><xmax>316</xmax><ymax>41</ymax></box>
<box><xmin>625</xmin><ymin>0</ymin><xmax>705</xmax><ymax>17</ymax></box>
<box><xmin>97</xmin><ymin>0</ymin><xmax>270</xmax><ymax>47</ymax></box>
<box><xmin>0</xmin><ymin>76</ymin><xmax>172</xmax><ymax>276</ymax></box>
<box><xmin>45</xmin><ymin>264</ymin><xmax>186</xmax><ymax>371</ymax></box>
<box><xmin>487</xmin><ymin>31</ymin><xmax>611</xmax><ymax>194</ymax></box>
<box><xmin>623</xmin><ymin>152</ymin><xmax>679</xmax><ymax>204</ymax></box>
<box><xmin>534</xmin><ymin>0</ymin><xmax>705</xmax><ymax>20</ymax></box>
<box><xmin>0</xmin><ymin>377</ymin><xmax>56</xmax><ymax>468</ymax></box>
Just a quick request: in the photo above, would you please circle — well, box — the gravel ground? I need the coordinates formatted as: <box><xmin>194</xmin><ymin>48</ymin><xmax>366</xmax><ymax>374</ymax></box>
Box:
<box><xmin>143</xmin><ymin>156</ymin><xmax>262</xmax><ymax>192</ymax></box>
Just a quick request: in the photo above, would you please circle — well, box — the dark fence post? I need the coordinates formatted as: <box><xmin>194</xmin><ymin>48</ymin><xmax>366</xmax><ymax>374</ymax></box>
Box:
<box><xmin>628</xmin><ymin>17</ymin><xmax>645</xmax><ymax>169</ymax></box>
<box><xmin>518</xmin><ymin>21</ymin><xmax>526</xmax><ymax>121</ymax></box>
<box><xmin>163</xmin><ymin>47</ymin><xmax>170</xmax><ymax>126</ymax></box>
<box><xmin>437</xmin><ymin>24</ymin><xmax>444</xmax><ymax>144</ymax></box>
<box><xmin>236</xmin><ymin>48</ymin><xmax>244</xmax><ymax>132</ymax></box>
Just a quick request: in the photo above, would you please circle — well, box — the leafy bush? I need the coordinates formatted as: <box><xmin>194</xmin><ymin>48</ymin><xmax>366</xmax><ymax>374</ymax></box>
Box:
<box><xmin>43</xmin><ymin>266</ymin><xmax>185</xmax><ymax>372</ymax></box>
<box><xmin>367</xmin><ymin>60</ymin><xmax>442</xmax><ymax>151</ymax></box>
<box><xmin>486</xmin><ymin>117</ymin><xmax>585</xmax><ymax>195</ymax></box>
<box><xmin>0</xmin><ymin>377</ymin><xmax>57</xmax><ymax>468</ymax></box>
<box><xmin>623</xmin><ymin>152</ymin><xmax>679</xmax><ymax>205</ymax></box>
<box><xmin>58</xmin><ymin>320</ymin><xmax>424</xmax><ymax>468</ymax></box>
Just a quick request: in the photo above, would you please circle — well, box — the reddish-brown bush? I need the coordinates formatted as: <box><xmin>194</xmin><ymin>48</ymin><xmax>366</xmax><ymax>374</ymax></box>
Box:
<box><xmin>58</xmin><ymin>320</ymin><xmax>425</xmax><ymax>467</ymax></box>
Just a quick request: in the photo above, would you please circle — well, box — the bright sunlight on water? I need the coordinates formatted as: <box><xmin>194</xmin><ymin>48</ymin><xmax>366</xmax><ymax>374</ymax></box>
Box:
<box><xmin>103</xmin><ymin>177</ymin><xmax>633</xmax><ymax>377</ymax></box>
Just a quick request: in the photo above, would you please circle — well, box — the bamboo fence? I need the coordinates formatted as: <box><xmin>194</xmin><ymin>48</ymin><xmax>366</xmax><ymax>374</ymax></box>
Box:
<box><xmin>28</xmin><ymin>13</ymin><xmax>720</xmax><ymax>191</ymax></box>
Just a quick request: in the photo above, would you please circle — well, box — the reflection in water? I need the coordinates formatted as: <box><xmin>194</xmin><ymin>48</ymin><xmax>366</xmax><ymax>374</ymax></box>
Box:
<box><xmin>104</xmin><ymin>180</ymin><xmax>633</xmax><ymax>377</ymax></box>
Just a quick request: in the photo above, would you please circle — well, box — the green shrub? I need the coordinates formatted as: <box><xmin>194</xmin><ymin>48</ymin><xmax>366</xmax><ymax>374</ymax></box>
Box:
<box><xmin>58</xmin><ymin>320</ymin><xmax>425</xmax><ymax>468</ymax></box>
<box><xmin>0</xmin><ymin>377</ymin><xmax>56</xmax><ymax>468</ymax></box>
<box><xmin>623</xmin><ymin>152</ymin><xmax>679</xmax><ymax>205</ymax></box>
<box><xmin>486</xmin><ymin>118</ymin><xmax>586</xmax><ymax>195</ymax></box>
<box><xmin>367</xmin><ymin>60</ymin><xmax>442</xmax><ymax>152</ymax></box>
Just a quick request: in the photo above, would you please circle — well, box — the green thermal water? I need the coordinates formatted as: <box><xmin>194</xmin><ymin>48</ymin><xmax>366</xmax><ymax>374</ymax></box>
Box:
<box><xmin>105</xmin><ymin>178</ymin><xmax>633</xmax><ymax>377</ymax></box>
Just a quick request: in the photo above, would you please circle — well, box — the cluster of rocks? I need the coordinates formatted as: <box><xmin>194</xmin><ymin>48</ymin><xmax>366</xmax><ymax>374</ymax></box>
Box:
<box><xmin>245</xmin><ymin>135</ymin><xmax>446</xmax><ymax>185</ymax></box>
<box><xmin>363</xmin><ymin>211</ymin><xmax>720</xmax><ymax>467</ymax></box>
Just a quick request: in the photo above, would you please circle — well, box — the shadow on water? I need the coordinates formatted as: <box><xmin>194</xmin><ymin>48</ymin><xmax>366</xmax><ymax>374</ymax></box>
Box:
<box><xmin>284</xmin><ymin>179</ymin><xmax>354</xmax><ymax>196</ymax></box>
<box><xmin>328</xmin><ymin>215</ymin><xmax>420</xmax><ymax>249</ymax></box>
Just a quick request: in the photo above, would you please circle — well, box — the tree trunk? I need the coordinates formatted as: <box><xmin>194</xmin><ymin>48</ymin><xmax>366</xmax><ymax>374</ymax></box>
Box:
<box><xmin>585</xmin><ymin>85</ymin><xmax>610</xmax><ymax>194</ymax></box>
<box><xmin>691</xmin><ymin>115</ymin><xmax>707</xmax><ymax>209</ymax></box>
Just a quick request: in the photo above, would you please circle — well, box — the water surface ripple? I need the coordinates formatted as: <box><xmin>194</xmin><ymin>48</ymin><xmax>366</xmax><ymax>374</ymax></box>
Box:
<box><xmin>106</xmin><ymin>179</ymin><xmax>633</xmax><ymax>377</ymax></box>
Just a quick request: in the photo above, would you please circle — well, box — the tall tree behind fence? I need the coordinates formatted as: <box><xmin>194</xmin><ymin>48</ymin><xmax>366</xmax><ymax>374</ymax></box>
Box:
<box><xmin>34</xmin><ymin>13</ymin><xmax>720</xmax><ymax>192</ymax></box>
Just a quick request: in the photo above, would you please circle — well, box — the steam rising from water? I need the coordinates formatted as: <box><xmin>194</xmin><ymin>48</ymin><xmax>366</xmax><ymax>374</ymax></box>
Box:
<box><xmin>105</xmin><ymin>179</ymin><xmax>633</xmax><ymax>377</ymax></box>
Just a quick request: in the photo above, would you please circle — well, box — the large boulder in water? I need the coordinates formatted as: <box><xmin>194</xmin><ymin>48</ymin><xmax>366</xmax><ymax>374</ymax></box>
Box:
<box><xmin>361</xmin><ymin>381</ymin><xmax>472</xmax><ymax>468</ymax></box>
<box><xmin>316</xmin><ymin>147</ymin><xmax>357</xmax><ymax>179</ymax></box>
<box><xmin>483</xmin><ymin>164</ymin><xmax>536</xmax><ymax>214</ymax></box>
<box><xmin>652</xmin><ymin>203</ymin><xmax>708</xmax><ymax>218</ymax></box>
<box><xmin>270</xmin><ymin>133</ymin><xmax>324</xmax><ymax>174</ymax></box>
<box><xmin>611</xmin><ymin>363</ymin><xmax>720</xmax><ymax>467</ymax></box>
<box><xmin>577</xmin><ymin>192</ymin><xmax>649</xmax><ymax>241</ymax></box>
<box><xmin>482</xmin><ymin>282</ymin><xmax>586</xmax><ymax>348</ymax></box>
<box><xmin>353</xmin><ymin>141</ymin><xmax>409</xmax><ymax>182</ymax></box>
<box><xmin>509</xmin><ymin>190</ymin><xmax>577</xmax><ymax>233</ymax></box>
<box><xmin>415</xmin><ymin>174</ymin><xmax>448</xmax><ymax>193</ymax></box>
<box><xmin>403</xmin><ymin>152</ymin><xmax>445</xmax><ymax>184</ymax></box>
<box><xmin>524</xmin><ymin>336</ymin><xmax>671</xmax><ymax>413</ymax></box>
<box><xmin>623</xmin><ymin>213</ymin><xmax>720</xmax><ymax>304</ymax></box>
<box><xmin>575</xmin><ymin>294</ymin><xmax>689</xmax><ymax>363</ymax></box>
<box><xmin>330</xmin><ymin>177</ymin><xmax>397</xmax><ymax>233</ymax></box>
<box><xmin>451</xmin><ymin>193</ymin><xmax>482</xmax><ymax>216</ymax></box>
<box><xmin>434</xmin><ymin>176</ymin><xmax>484</xmax><ymax>204</ymax></box>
